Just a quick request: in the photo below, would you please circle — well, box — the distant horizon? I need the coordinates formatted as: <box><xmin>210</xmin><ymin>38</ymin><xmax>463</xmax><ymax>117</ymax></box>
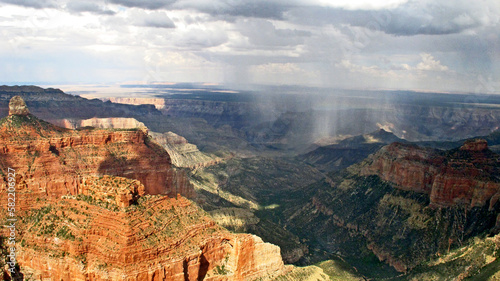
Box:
<box><xmin>0</xmin><ymin>0</ymin><xmax>499</xmax><ymax>95</ymax></box>
<box><xmin>0</xmin><ymin>82</ymin><xmax>498</xmax><ymax>97</ymax></box>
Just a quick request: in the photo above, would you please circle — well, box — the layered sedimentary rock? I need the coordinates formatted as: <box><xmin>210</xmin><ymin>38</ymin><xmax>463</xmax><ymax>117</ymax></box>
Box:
<box><xmin>280</xmin><ymin>139</ymin><xmax>500</xmax><ymax>274</ymax></box>
<box><xmin>107</xmin><ymin>97</ymin><xmax>166</xmax><ymax>109</ymax></box>
<box><xmin>359</xmin><ymin>140</ymin><xmax>500</xmax><ymax>208</ymax></box>
<box><xmin>0</xmin><ymin>86</ymin><xmax>160</xmax><ymax>120</ymax></box>
<box><xmin>12</xmin><ymin>177</ymin><xmax>286</xmax><ymax>280</ymax></box>
<box><xmin>53</xmin><ymin>117</ymin><xmax>147</xmax><ymax>130</ymax></box>
<box><xmin>0</xmin><ymin>96</ymin><xmax>195</xmax><ymax>206</ymax></box>
<box><xmin>0</xmin><ymin>96</ymin><xmax>288</xmax><ymax>280</ymax></box>
<box><xmin>150</xmin><ymin>131</ymin><xmax>222</xmax><ymax>168</ymax></box>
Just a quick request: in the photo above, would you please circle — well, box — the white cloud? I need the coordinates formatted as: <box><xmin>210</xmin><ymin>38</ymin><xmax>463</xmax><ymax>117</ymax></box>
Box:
<box><xmin>0</xmin><ymin>0</ymin><xmax>497</xmax><ymax>92</ymax></box>
<box><xmin>416</xmin><ymin>53</ymin><xmax>449</xmax><ymax>72</ymax></box>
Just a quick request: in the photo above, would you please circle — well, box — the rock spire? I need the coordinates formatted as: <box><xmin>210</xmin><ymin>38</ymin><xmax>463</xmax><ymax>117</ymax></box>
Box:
<box><xmin>8</xmin><ymin>95</ymin><xmax>30</xmax><ymax>116</ymax></box>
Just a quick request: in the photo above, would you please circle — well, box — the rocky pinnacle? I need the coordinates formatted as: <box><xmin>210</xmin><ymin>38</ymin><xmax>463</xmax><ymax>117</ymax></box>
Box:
<box><xmin>8</xmin><ymin>95</ymin><xmax>30</xmax><ymax>116</ymax></box>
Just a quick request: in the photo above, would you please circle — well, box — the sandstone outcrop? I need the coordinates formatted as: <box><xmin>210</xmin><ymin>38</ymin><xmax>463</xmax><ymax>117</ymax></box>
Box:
<box><xmin>150</xmin><ymin>131</ymin><xmax>222</xmax><ymax>168</ymax></box>
<box><xmin>11</xmin><ymin>179</ymin><xmax>286</xmax><ymax>280</ymax></box>
<box><xmin>359</xmin><ymin>140</ymin><xmax>500</xmax><ymax>208</ymax></box>
<box><xmin>0</xmin><ymin>97</ymin><xmax>288</xmax><ymax>280</ymax></box>
<box><xmin>281</xmin><ymin>139</ymin><xmax>500</xmax><ymax>274</ymax></box>
<box><xmin>53</xmin><ymin>117</ymin><xmax>147</xmax><ymax>130</ymax></box>
<box><xmin>0</xmin><ymin>97</ymin><xmax>195</xmax><ymax>206</ymax></box>
<box><xmin>8</xmin><ymin>95</ymin><xmax>30</xmax><ymax>116</ymax></box>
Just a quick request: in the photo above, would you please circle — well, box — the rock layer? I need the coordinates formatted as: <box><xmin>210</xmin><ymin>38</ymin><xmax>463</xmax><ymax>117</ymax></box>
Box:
<box><xmin>359</xmin><ymin>140</ymin><xmax>500</xmax><ymax>208</ymax></box>
<box><xmin>0</xmin><ymin>97</ymin><xmax>288</xmax><ymax>280</ymax></box>
<box><xmin>0</xmin><ymin>108</ymin><xmax>195</xmax><ymax>201</ymax></box>
<box><xmin>53</xmin><ymin>117</ymin><xmax>147</xmax><ymax>130</ymax></box>
<box><xmin>150</xmin><ymin>131</ymin><xmax>222</xmax><ymax>168</ymax></box>
<box><xmin>13</xmin><ymin>181</ymin><xmax>286</xmax><ymax>280</ymax></box>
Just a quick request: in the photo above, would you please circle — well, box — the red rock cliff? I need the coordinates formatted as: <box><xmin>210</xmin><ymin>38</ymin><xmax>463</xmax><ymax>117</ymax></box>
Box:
<box><xmin>0</xmin><ymin>99</ymin><xmax>195</xmax><ymax>202</ymax></box>
<box><xmin>7</xmin><ymin>177</ymin><xmax>286</xmax><ymax>280</ymax></box>
<box><xmin>0</xmin><ymin>97</ymin><xmax>288</xmax><ymax>280</ymax></box>
<box><xmin>359</xmin><ymin>140</ymin><xmax>500</xmax><ymax>208</ymax></box>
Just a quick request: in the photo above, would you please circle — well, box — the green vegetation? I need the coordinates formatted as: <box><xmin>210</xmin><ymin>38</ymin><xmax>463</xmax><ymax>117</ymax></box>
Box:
<box><xmin>214</xmin><ymin>265</ymin><xmax>229</xmax><ymax>275</ymax></box>
<box><xmin>56</xmin><ymin>226</ymin><xmax>76</xmax><ymax>240</ymax></box>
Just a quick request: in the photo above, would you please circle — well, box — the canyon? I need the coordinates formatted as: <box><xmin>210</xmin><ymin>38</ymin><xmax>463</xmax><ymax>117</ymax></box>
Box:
<box><xmin>278</xmin><ymin>138</ymin><xmax>500</xmax><ymax>275</ymax></box>
<box><xmin>359</xmin><ymin>139</ymin><xmax>500</xmax><ymax>208</ymax></box>
<box><xmin>0</xmin><ymin>96</ymin><xmax>289</xmax><ymax>280</ymax></box>
<box><xmin>2</xmin><ymin>85</ymin><xmax>500</xmax><ymax>279</ymax></box>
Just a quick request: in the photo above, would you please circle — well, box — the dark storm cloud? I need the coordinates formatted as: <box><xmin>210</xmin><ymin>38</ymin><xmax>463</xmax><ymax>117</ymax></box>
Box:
<box><xmin>202</xmin><ymin>1</ymin><xmax>289</xmax><ymax>20</ymax></box>
<box><xmin>171</xmin><ymin>0</ymin><xmax>294</xmax><ymax>20</ymax></box>
<box><xmin>129</xmin><ymin>10</ymin><xmax>176</xmax><ymax>28</ymax></box>
<box><xmin>287</xmin><ymin>1</ymin><xmax>497</xmax><ymax>36</ymax></box>
<box><xmin>107</xmin><ymin>0</ymin><xmax>175</xmax><ymax>10</ymax></box>
<box><xmin>66</xmin><ymin>1</ymin><xmax>115</xmax><ymax>15</ymax></box>
<box><xmin>0</xmin><ymin>0</ymin><xmax>58</xmax><ymax>9</ymax></box>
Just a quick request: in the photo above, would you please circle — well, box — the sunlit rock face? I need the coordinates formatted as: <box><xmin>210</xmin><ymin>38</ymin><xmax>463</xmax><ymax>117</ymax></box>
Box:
<box><xmin>0</xmin><ymin>97</ymin><xmax>288</xmax><ymax>281</ymax></box>
<box><xmin>8</xmin><ymin>95</ymin><xmax>30</xmax><ymax>116</ymax></box>
<box><xmin>360</xmin><ymin>140</ymin><xmax>500</xmax><ymax>208</ymax></box>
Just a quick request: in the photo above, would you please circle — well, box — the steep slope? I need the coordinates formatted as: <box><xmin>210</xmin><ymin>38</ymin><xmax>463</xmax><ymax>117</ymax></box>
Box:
<box><xmin>190</xmin><ymin>157</ymin><xmax>324</xmax><ymax>264</ymax></box>
<box><xmin>52</xmin><ymin>117</ymin><xmax>147</xmax><ymax>130</ymax></box>
<box><xmin>299</xmin><ymin>129</ymin><xmax>404</xmax><ymax>173</ymax></box>
<box><xmin>14</xmin><ymin>181</ymin><xmax>286</xmax><ymax>280</ymax></box>
<box><xmin>150</xmin><ymin>131</ymin><xmax>222</xmax><ymax>168</ymax></box>
<box><xmin>0</xmin><ymin>96</ymin><xmax>288</xmax><ymax>280</ymax></box>
<box><xmin>360</xmin><ymin>139</ymin><xmax>500</xmax><ymax>208</ymax></box>
<box><xmin>277</xmin><ymin>140</ymin><xmax>500</xmax><ymax>277</ymax></box>
<box><xmin>0</xmin><ymin>96</ymin><xmax>194</xmax><ymax>199</ymax></box>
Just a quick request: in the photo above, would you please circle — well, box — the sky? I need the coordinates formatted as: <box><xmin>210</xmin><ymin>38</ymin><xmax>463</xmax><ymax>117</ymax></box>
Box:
<box><xmin>0</xmin><ymin>0</ymin><xmax>499</xmax><ymax>93</ymax></box>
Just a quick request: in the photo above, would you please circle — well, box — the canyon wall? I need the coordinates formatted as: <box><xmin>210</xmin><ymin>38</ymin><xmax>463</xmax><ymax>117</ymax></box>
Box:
<box><xmin>12</xmin><ymin>178</ymin><xmax>287</xmax><ymax>280</ymax></box>
<box><xmin>0</xmin><ymin>97</ymin><xmax>195</xmax><ymax>204</ymax></box>
<box><xmin>0</xmin><ymin>96</ymin><xmax>288</xmax><ymax>280</ymax></box>
<box><xmin>52</xmin><ymin>117</ymin><xmax>147</xmax><ymax>130</ymax></box>
<box><xmin>359</xmin><ymin>140</ymin><xmax>500</xmax><ymax>208</ymax></box>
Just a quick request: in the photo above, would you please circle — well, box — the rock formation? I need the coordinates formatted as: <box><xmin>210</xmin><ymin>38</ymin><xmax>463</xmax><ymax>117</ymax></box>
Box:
<box><xmin>359</xmin><ymin>140</ymin><xmax>500</xmax><ymax>208</ymax></box>
<box><xmin>150</xmin><ymin>131</ymin><xmax>222</xmax><ymax>168</ymax></box>
<box><xmin>0</xmin><ymin>97</ymin><xmax>194</xmax><ymax>200</ymax></box>
<box><xmin>280</xmin><ymin>139</ymin><xmax>500</xmax><ymax>274</ymax></box>
<box><xmin>53</xmin><ymin>117</ymin><xmax>147</xmax><ymax>130</ymax></box>
<box><xmin>106</xmin><ymin>97</ymin><xmax>166</xmax><ymax>109</ymax></box>
<box><xmin>0</xmin><ymin>96</ymin><xmax>289</xmax><ymax>280</ymax></box>
<box><xmin>9</xmin><ymin>176</ymin><xmax>287</xmax><ymax>280</ymax></box>
<box><xmin>8</xmin><ymin>95</ymin><xmax>30</xmax><ymax>116</ymax></box>
<box><xmin>0</xmin><ymin>85</ymin><xmax>160</xmax><ymax>121</ymax></box>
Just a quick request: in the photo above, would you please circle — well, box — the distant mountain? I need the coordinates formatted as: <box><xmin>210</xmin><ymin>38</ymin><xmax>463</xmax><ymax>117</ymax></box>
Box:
<box><xmin>0</xmin><ymin>85</ymin><xmax>160</xmax><ymax>121</ymax></box>
<box><xmin>298</xmin><ymin>129</ymin><xmax>405</xmax><ymax>173</ymax></box>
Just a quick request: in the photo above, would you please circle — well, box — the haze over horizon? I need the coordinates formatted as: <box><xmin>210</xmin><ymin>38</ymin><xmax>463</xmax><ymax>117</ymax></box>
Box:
<box><xmin>1</xmin><ymin>0</ymin><xmax>499</xmax><ymax>94</ymax></box>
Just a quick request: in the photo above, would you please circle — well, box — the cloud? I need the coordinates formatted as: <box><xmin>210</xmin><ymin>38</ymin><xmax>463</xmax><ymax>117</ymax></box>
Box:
<box><xmin>288</xmin><ymin>0</ymin><xmax>500</xmax><ymax>36</ymax></box>
<box><xmin>128</xmin><ymin>10</ymin><xmax>176</xmax><ymax>28</ymax></box>
<box><xmin>66</xmin><ymin>1</ymin><xmax>115</xmax><ymax>15</ymax></box>
<box><xmin>416</xmin><ymin>53</ymin><xmax>448</xmax><ymax>71</ymax></box>
<box><xmin>0</xmin><ymin>0</ymin><xmax>58</xmax><ymax>9</ymax></box>
<box><xmin>173</xmin><ymin>0</ymin><xmax>292</xmax><ymax>20</ymax></box>
<box><xmin>336</xmin><ymin>53</ymin><xmax>449</xmax><ymax>80</ymax></box>
<box><xmin>107</xmin><ymin>0</ymin><xmax>175</xmax><ymax>10</ymax></box>
<box><xmin>249</xmin><ymin>62</ymin><xmax>318</xmax><ymax>85</ymax></box>
<box><xmin>337</xmin><ymin>60</ymin><xmax>387</xmax><ymax>77</ymax></box>
<box><xmin>173</xmin><ymin>27</ymin><xmax>228</xmax><ymax>48</ymax></box>
<box><xmin>309</xmin><ymin>0</ymin><xmax>408</xmax><ymax>10</ymax></box>
<box><xmin>234</xmin><ymin>19</ymin><xmax>311</xmax><ymax>48</ymax></box>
